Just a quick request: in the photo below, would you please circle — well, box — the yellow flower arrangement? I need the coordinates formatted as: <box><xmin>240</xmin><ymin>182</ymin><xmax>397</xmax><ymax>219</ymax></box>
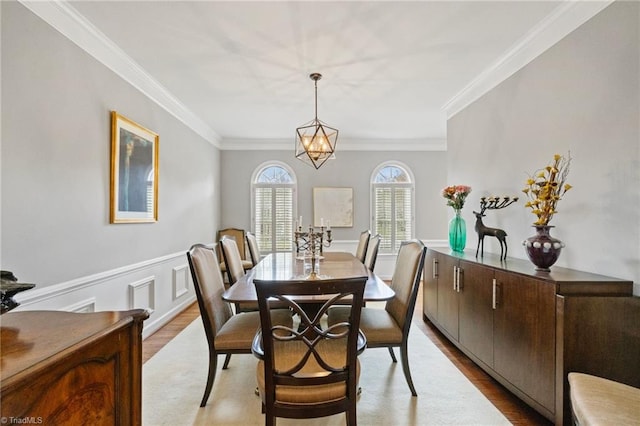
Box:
<box><xmin>522</xmin><ymin>153</ymin><xmax>572</xmax><ymax>226</ymax></box>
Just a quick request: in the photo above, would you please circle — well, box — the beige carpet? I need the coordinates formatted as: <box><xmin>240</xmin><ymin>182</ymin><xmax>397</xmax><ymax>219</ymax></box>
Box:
<box><xmin>143</xmin><ymin>317</ymin><xmax>510</xmax><ymax>425</ymax></box>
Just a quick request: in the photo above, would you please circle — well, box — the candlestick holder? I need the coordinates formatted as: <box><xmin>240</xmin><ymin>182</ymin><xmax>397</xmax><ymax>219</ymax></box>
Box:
<box><xmin>294</xmin><ymin>226</ymin><xmax>332</xmax><ymax>279</ymax></box>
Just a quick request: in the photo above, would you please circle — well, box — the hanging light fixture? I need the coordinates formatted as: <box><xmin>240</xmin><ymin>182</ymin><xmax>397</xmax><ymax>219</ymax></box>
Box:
<box><xmin>295</xmin><ymin>73</ymin><xmax>338</xmax><ymax>169</ymax></box>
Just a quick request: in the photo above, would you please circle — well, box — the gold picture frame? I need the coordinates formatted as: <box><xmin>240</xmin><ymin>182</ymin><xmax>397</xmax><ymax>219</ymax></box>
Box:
<box><xmin>110</xmin><ymin>111</ymin><xmax>159</xmax><ymax>223</ymax></box>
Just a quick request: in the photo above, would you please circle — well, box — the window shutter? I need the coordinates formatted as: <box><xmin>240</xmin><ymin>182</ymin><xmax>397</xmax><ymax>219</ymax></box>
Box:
<box><xmin>274</xmin><ymin>187</ymin><xmax>293</xmax><ymax>251</ymax></box>
<box><xmin>374</xmin><ymin>187</ymin><xmax>393</xmax><ymax>252</ymax></box>
<box><xmin>394</xmin><ymin>187</ymin><xmax>412</xmax><ymax>251</ymax></box>
<box><xmin>252</xmin><ymin>165</ymin><xmax>296</xmax><ymax>254</ymax></box>
<box><xmin>255</xmin><ymin>187</ymin><xmax>273</xmax><ymax>252</ymax></box>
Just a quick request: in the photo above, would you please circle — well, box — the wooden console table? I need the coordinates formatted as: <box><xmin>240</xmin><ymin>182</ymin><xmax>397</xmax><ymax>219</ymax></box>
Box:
<box><xmin>1</xmin><ymin>309</ymin><xmax>149</xmax><ymax>425</ymax></box>
<box><xmin>422</xmin><ymin>247</ymin><xmax>638</xmax><ymax>425</ymax></box>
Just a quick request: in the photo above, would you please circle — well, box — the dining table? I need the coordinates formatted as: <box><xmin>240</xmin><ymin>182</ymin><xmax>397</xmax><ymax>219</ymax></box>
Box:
<box><xmin>222</xmin><ymin>251</ymin><xmax>394</xmax><ymax>305</ymax></box>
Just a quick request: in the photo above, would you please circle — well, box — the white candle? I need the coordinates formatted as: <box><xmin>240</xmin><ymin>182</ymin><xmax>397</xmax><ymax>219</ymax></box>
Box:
<box><xmin>299</xmin><ymin>216</ymin><xmax>303</xmax><ymax>228</ymax></box>
<box><xmin>320</xmin><ymin>218</ymin><xmax>324</xmax><ymax>227</ymax></box>
<box><xmin>327</xmin><ymin>220</ymin><xmax>331</xmax><ymax>230</ymax></box>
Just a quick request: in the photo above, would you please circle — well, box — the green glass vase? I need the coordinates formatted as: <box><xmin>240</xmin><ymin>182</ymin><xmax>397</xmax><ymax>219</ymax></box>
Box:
<box><xmin>448</xmin><ymin>210</ymin><xmax>466</xmax><ymax>252</ymax></box>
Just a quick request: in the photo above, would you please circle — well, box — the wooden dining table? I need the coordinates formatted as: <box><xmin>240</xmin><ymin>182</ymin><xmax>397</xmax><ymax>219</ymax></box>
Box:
<box><xmin>222</xmin><ymin>251</ymin><xmax>394</xmax><ymax>304</ymax></box>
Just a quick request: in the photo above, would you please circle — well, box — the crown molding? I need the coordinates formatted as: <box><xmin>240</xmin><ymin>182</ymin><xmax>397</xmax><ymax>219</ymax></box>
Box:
<box><xmin>220</xmin><ymin>138</ymin><xmax>447</xmax><ymax>152</ymax></box>
<box><xmin>443</xmin><ymin>0</ymin><xmax>614</xmax><ymax>119</ymax></box>
<box><xmin>19</xmin><ymin>0</ymin><xmax>222</xmax><ymax>147</ymax></box>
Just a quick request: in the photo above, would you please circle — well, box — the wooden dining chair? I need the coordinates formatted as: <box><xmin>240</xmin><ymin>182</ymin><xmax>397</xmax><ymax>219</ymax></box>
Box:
<box><xmin>354</xmin><ymin>230</ymin><xmax>371</xmax><ymax>263</ymax></box>
<box><xmin>216</xmin><ymin>228</ymin><xmax>252</xmax><ymax>278</ymax></box>
<box><xmin>245</xmin><ymin>231</ymin><xmax>261</xmax><ymax>267</ymax></box>
<box><xmin>219</xmin><ymin>235</ymin><xmax>258</xmax><ymax>312</ymax></box>
<box><xmin>252</xmin><ymin>276</ymin><xmax>368</xmax><ymax>426</ymax></box>
<box><xmin>364</xmin><ymin>233</ymin><xmax>382</xmax><ymax>272</ymax></box>
<box><xmin>328</xmin><ymin>239</ymin><xmax>426</xmax><ymax>396</ymax></box>
<box><xmin>186</xmin><ymin>243</ymin><xmax>293</xmax><ymax>407</ymax></box>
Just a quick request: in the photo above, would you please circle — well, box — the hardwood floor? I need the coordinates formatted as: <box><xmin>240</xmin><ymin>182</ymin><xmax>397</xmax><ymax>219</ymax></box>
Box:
<box><xmin>143</xmin><ymin>286</ymin><xmax>552</xmax><ymax>426</ymax></box>
<box><xmin>142</xmin><ymin>302</ymin><xmax>200</xmax><ymax>364</ymax></box>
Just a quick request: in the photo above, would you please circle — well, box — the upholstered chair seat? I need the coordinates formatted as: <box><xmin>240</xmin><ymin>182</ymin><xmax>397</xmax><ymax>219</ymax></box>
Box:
<box><xmin>331</xmin><ymin>306</ymin><xmax>403</xmax><ymax>344</ymax></box>
<box><xmin>569</xmin><ymin>372</ymin><xmax>640</xmax><ymax>425</ymax></box>
<box><xmin>256</xmin><ymin>340</ymin><xmax>361</xmax><ymax>405</ymax></box>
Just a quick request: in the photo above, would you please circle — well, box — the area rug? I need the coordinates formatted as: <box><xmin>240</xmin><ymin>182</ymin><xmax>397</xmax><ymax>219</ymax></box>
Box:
<box><xmin>143</xmin><ymin>318</ymin><xmax>510</xmax><ymax>425</ymax></box>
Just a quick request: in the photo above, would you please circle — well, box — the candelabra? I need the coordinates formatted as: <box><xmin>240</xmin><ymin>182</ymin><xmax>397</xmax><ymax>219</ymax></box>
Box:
<box><xmin>294</xmin><ymin>225</ymin><xmax>332</xmax><ymax>278</ymax></box>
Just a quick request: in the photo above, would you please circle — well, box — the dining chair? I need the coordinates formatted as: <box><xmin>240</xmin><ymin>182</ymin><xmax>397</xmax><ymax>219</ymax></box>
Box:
<box><xmin>186</xmin><ymin>243</ymin><xmax>293</xmax><ymax>407</ymax></box>
<box><xmin>219</xmin><ymin>235</ymin><xmax>257</xmax><ymax>312</ymax></box>
<box><xmin>252</xmin><ymin>276</ymin><xmax>367</xmax><ymax>426</ymax></box>
<box><xmin>246</xmin><ymin>231</ymin><xmax>261</xmax><ymax>267</ymax></box>
<box><xmin>328</xmin><ymin>239</ymin><xmax>426</xmax><ymax>396</ymax></box>
<box><xmin>217</xmin><ymin>228</ymin><xmax>253</xmax><ymax>278</ymax></box>
<box><xmin>363</xmin><ymin>233</ymin><xmax>382</xmax><ymax>272</ymax></box>
<box><xmin>354</xmin><ymin>230</ymin><xmax>371</xmax><ymax>263</ymax></box>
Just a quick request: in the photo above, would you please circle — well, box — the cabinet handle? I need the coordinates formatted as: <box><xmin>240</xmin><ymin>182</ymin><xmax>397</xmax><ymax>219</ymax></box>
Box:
<box><xmin>453</xmin><ymin>266</ymin><xmax>458</xmax><ymax>291</ymax></box>
<box><xmin>433</xmin><ymin>258</ymin><xmax>438</xmax><ymax>279</ymax></box>
<box><xmin>492</xmin><ymin>278</ymin><xmax>497</xmax><ymax>309</ymax></box>
<box><xmin>457</xmin><ymin>267</ymin><xmax>462</xmax><ymax>292</ymax></box>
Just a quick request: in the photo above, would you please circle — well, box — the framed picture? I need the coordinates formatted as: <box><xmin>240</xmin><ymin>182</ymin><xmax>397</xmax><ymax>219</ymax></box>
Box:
<box><xmin>110</xmin><ymin>111</ymin><xmax>159</xmax><ymax>223</ymax></box>
<box><xmin>313</xmin><ymin>187</ymin><xmax>353</xmax><ymax>227</ymax></box>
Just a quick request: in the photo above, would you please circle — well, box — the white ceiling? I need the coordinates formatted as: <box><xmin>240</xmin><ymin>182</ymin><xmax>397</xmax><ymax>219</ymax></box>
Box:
<box><xmin>39</xmin><ymin>1</ymin><xmax>605</xmax><ymax>146</ymax></box>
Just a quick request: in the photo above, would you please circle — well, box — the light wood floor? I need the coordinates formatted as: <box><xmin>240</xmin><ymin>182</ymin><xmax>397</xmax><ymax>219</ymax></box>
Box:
<box><xmin>143</xmin><ymin>286</ymin><xmax>551</xmax><ymax>426</ymax></box>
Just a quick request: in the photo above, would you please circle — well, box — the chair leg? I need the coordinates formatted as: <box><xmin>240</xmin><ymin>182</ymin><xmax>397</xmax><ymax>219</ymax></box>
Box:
<box><xmin>400</xmin><ymin>341</ymin><xmax>417</xmax><ymax>396</ymax></box>
<box><xmin>200</xmin><ymin>351</ymin><xmax>218</xmax><ymax>407</ymax></box>
<box><xmin>388</xmin><ymin>347</ymin><xmax>397</xmax><ymax>363</ymax></box>
<box><xmin>222</xmin><ymin>353</ymin><xmax>232</xmax><ymax>369</ymax></box>
<box><xmin>347</xmin><ymin>402</ymin><xmax>357</xmax><ymax>426</ymax></box>
<box><xmin>265</xmin><ymin>411</ymin><xmax>275</xmax><ymax>426</ymax></box>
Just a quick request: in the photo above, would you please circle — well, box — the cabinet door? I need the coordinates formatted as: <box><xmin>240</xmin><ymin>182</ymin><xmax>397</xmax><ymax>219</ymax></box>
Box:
<box><xmin>423</xmin><ymin>250</ymin><xmax>439</xmax><ymax>321</ymax></box>
<box><xmin>437</xmin><ymin>255</ymin><xmax>459</xmax><ymax>340</ymax></box>
<box><xmin>493</xmin><ymin>271</ymin><xmax>556</xmax><ymax>413</ymax></box>
<box><xmin>458</xmin><ymin>261</ymin><xmax>494</xmax><ymax>367</ymax></box>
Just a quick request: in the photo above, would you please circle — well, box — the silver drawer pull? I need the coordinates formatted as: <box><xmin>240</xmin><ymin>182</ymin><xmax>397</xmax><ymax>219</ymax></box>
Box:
<box><xmin>492</xmin><ymin>278</ymin><xmax>497</xmax><ymax>309</ymax></box>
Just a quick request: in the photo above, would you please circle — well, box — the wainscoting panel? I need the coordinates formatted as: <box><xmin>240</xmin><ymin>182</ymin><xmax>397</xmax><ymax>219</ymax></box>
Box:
<box><xmin>129</xmin><ymin>276</ymin><xmax>156</xmax><ymax>312</ymax></box>
<box><xmin>13</xmin><ymin>251</ymin><xmax>197</xmax><ymax>339</ymax></box>
<box><xmin>172</xmin><ymin>264</ymin><xmax>190</xmax><ymax>301</ymax></box>
<box><xmin>63</xmin><ymin>297</ymin><xmax>96</xmax><ymax>313</ymax></box>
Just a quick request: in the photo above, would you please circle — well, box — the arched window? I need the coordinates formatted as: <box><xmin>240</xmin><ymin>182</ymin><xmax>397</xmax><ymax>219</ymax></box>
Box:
<box><xmin>371</xmin><ymin>162</ymin><xmax>415</xmax><ymax>253</ymax></box>
<box><xmin>251</xmin><ymin>162</ymin><xmax>297</xmax><ymax>253</ymax></box>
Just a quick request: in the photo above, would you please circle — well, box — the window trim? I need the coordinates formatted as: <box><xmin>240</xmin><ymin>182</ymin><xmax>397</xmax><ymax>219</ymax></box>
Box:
<box><xmin>370</xmin><ymin>161</ymin><xmax>415</xmax><ymax>253</ymax></box>
<box><xmin>251</xmin><ymin>161</ymin><xmax>297</xmax><ymax>254</ymax></box>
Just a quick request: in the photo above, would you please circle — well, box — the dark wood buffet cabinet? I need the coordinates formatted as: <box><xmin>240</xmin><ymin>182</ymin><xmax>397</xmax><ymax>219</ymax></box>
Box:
<box><xmin>422</xmin><ymin>247</ymin><xmax>639</xmax><ymax>425</ymax></box>
<box><xmin>1</xmin><ymin>309</ymin><xmax>149</xmax><ymax>425</ymax></box>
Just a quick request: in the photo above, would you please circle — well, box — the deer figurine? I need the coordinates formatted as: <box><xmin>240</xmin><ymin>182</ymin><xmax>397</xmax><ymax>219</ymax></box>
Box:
<box><xmin>474</xmin><ymin>196</ymin><xmax>518</xmax><ymax>261</ymax></box>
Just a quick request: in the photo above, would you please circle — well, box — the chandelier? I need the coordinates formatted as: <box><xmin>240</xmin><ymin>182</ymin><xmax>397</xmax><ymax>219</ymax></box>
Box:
<box><xmin>295</xmin><ymin>73</ymin><xmax>338</xmax><ymax>169</ymax></box>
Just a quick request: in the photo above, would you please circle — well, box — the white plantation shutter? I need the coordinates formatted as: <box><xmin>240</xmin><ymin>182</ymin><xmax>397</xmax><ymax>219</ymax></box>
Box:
<box><xmin>254</xmin><ymin>187</ymin><xmax>273</xmax><ymax>252</ymax></box>
<box><xmin>274</xmin><ymin>187</ymin><xmax>293</xmax><ymax>251</ymax></box>
<box><xmin>372</xmin><ymin>163</ymin><xmax>414</xmax><ymax>253</ymax></box>
<box><xmin>394</xmin><ymin>186</ymin><xmax>413</xmax><ymax>251</ymax></box>
<box><xmin>374</xmin><ymin>187</ymin><xmax>393</xmax><ymax>252</ymax></box>
<box><xmin>252</xmin><ymin>165</ymin><xmax>296</xmax><ymax>253</ymax></box>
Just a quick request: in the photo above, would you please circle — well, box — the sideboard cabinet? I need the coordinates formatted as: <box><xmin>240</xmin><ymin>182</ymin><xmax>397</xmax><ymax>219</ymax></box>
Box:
<box><xmin>1</xmin><ymin>309</ymin><xmax>149</xmax><ymax>425</ymax></box>
<box><xmin>423</xmin><ymin>247</ymin><xmax>638</xmax><ymax>425</ymax></box>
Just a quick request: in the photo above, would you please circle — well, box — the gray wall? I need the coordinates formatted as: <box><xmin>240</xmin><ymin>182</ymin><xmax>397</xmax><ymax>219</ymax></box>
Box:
<box><xmin>221</xmin><ymin>150</ymin><xmax>448</xmax><ymax>242</ymax></box>
<box><xmin>1</xmin><ymin>2</ymin><xmax>220</xmax><ymax>287</ymax></box>
<box><xmin>447</xmin><ymin>1</ymin><xmax>639</xmax><ymax>294</ymax></box>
